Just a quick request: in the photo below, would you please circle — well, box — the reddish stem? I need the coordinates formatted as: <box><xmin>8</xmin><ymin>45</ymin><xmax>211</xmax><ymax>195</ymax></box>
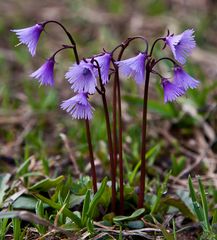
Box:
<box><xmin>112</xmin><ymin>44</ymin><xmax>127</xmax><ymax>214</ymax></box>
<box><xmin>138</xmin><ymin>62</ymin><xmax>151</xmax><ymax>208</ymax></box>
<box><xmin>85</xmin><ymin>120</ymin><xmax>97</xmax><ymax>193</ymax></box>
<box><xmin>94</xmin><ymin>59</ymin><xmax>116</xmax><ymax>213</ymax></box>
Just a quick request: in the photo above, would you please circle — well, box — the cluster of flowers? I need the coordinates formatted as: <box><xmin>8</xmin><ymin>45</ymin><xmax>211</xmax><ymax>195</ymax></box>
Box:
<box><xmin>12</xmin><ymin>24</ymin><xmax>199</xmax><ymax>120</ymax></box>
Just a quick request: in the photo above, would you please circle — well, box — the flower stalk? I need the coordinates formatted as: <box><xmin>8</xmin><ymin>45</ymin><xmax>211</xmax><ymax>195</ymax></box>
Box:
<box><xmin>138</xmin><ymin>60</ymin><xmax>151</xmax><ymax>208</ymax></box>
<box><xmin>85</xmin><ymin>119</ymin><xmax>97</xmax><ymax>193</ymax></box>
<box><xmin>112</xmin><ymin>43</ymin><xmax>128</xmax><ymax>214</ymax></box>
<box><xmin>94</xmin><ymin>59</ymin><xmax>116</xmax><ymax>212</ymax></box>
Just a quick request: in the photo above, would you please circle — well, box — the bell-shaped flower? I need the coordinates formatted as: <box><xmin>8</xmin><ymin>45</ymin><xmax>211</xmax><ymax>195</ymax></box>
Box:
<box><xmin>161</xmin><ymin>78</ymin><xmax>185</xmax><ymax>103</ymax></box>
<box><xmin>94</xmin><ymin>53</ymin><xmax>112</xmax><ymax>85</ymax></box>
<box><xmin>115</xmin><ymin>53</ymin><xmax>147</xmax><ymax>85</ymax></box>
<box><xmin>30</xmin><ymin>57</ymin><xmax>55</xmax><ymax>86</ymax></box>
<box><xmin>165</xmin><ymin>29</ymin><xmax>196</xmax><ymax>64</ymax></box>
<box><xmin>11</xmin><ymin>24</ymin><xmax>44</xmax><ymax>56</ymax></box>
<box><xmin>65</xmin><ymin>61</ymin><xmax>97</xmax><ymax>94</ymax></box>
<box><xmin>174</xmin><ymin>66</ymin><xmax>199</xmax><ymax>91</ymax></box>
<box><xmin>61</xmin><ymin>93</ymin><xmax>93</xmax><ymax>120</ymax></box>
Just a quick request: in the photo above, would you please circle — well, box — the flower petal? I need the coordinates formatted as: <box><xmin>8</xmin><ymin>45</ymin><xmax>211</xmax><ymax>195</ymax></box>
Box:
<box><xmin>30</xmin><ymin>58</ymin><xmax>55</xmax><ymax>86</ymax></box>
<box><xmin>61</xmin><ymin>93</ymin><xmax>93</xmax><ymax>120</ymax></box>
<box><xmin>116</xmin><ymin>53</ymin><xmax>147</xmax><ymax>85</ymax></box>
<box><xmin>165</xmin><ymin>29</ymin><xmax>196</xmax><ymax>64</ymax></box>
<box><xmin>94</xmin><ymin>53</ymin><xmax>112</xmax><ymax>85</ymax></box>
<box><xmin>65</xmin><ymin>61</ymin><xmax>97</xmax><ymax>94</ymax></box>
<box><xmin>11</xmin><ymin>24</ymin><xmax>43</xmax><ymax>56</ymax></box>
<box><xmin>174</xmin><ymin>66</ymin><xmax>199</xmax><ymax>90</ymax></box>
<box><xmin>162</xmin><ymin>78</ymin><xmax>186</xmax><ymax>103</ymax></box>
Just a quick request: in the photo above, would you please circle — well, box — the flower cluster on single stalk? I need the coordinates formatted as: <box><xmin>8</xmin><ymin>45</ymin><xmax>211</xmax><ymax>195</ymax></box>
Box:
<box><xmin>12</xmin><ymin>22</ymin><xmax>199</xmax><ymax>119</ymax></box>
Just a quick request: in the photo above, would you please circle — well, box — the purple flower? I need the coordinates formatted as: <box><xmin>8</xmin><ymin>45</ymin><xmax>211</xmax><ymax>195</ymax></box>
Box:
<box><xmin>174</xmin><ymin>66</ymin><xmax>199</xmax><ymax>90</ymax></box>
<box><xmin>165</xmin><ymin>29</ymin><xmax>196</xmax><ymax>64</ymax></box>
<box><xmin>11</xmin><ymin>24</ymin><xmax>44</xmax><ymax>56</ymax></box>
<box><xmin>65</xmin><ymin>61</ymin><xmax>97</xmax><ymax>94</ymax></box>
<box><xmin>94</xmin><ymin>53</ymin><xmax>112</xmax><ymax>85</ymax></box>
<box><xmin>61</xmin><ymin>93</ymin><xmax>93</xmax><ymax>120</ymax></box>
<box><xmin>161</xmin><ymin>78</ymin><xmax>185</xmax><ymax>103</ymax></box>
<box><xmin>30</xmin><ymin>58</ymin><xmax>55</xmax><ymax>86</ymax></box>
<box><xmin>115</xmin><ymin>53</ymin><xmax>147</xmax><ymax>85</ymax></box>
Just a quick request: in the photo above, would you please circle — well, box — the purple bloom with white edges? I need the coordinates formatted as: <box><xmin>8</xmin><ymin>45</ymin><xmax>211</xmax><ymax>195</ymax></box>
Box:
<box><xmin>116</xmin><ymin>53</ymin><xmax>147</xmax><ymax>85</ymax></box>
<box><xmin>61</xmin><ymin>93</ymin><xmax>93</xmax><ymax>120</ymax></box>
<box><xmin>30</xmin><ymin>58</ymin><xmax>55</xmax><ymax>86</ymax></box>
<box><xmin>165</xmin><ymin>29</ymin><xmax>196</xmax><ymax>64</ymax></box>
<box><xmin>94</xmin><ymin>53</ymin><xmax>112</xmax><ymax>85</ymax></box>
<box><xmin>174</xmin><ymin>66</ymin><xmax>199</xmax><ymax>91</ymax></box>
<box><xmin>65</xmin><ymin>61</ymin><xmax>97</xmax><ymax>94</ymax></box>
<box><xmin>161</xmin><ymin>78</ymin><xmax>185</xmax><ymax>103</ymax></box>
<box><xmin>11</xmin><ymin>24</ymin><xmax>44</xmax><ymax>56</ymax></box>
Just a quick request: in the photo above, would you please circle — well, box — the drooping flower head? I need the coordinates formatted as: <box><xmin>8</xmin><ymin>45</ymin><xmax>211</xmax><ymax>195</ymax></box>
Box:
<box><xmin>11</xmin><ymin>24</ymin><xmax>44</xmax><ymax>56</ymax></box>
<box><xmin>115</xmin><ymin>53</ymin><xmax>147</xmax><ymax>85</ymax></box>
<box><xmin>161</xmin><ymin>78</ymin><xmax>185</xmax><ymax>103</ymax></box>
<box><xmin>61</xmin><ymin>93</ymin><xmax>93</xmax><ymax>120</ymax></box>
<box><xmin>174</xmin><ymin>66</ymin><xmax>199</xmax><ymax>91</ymax></box>
<box><xmin>94</xmin><ymin>53</ymin><xmax>112</xmax><ymax>85</ymax></box>
<box><xmin>165</xmin><ymin>29</ymin><xmax>196</xmax><ymax>64</ymax></box>
<box><xmin>65</xmin><ymin>61</ymin><xmax>97</xmax><ymax>94</ymax></box>
<box><xmin>30</xmin><ymin>57</ymin><xmax>55</xmax><ymax>86</ymax></box>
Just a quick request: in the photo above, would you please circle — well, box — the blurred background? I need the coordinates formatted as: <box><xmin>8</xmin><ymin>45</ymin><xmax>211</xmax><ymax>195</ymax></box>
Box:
<box><xmin>0</xmin><ymin>0</ymin><xmax>217</xmax><ymax>184</ymax></box>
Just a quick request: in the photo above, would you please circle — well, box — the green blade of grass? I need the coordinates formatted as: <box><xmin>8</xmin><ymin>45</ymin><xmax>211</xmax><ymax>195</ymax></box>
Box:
<box><xmin>81</xmin><ymin>189</ymin><xmax>91</xmax><ymax>226</ymax></box>
<box><xmin>151</xmin><ymin>171</ymin><xmax>171</xmax><ymax>214</ymax></box>
<box><xmin>129</xmin><ymin>144</ymin><xmax>161</xmax><ymax>185</ymax></box>
<box><xmin>29</xmin><ymin>176</ymin><xmax>65</xmax><ymax>191</ymax></box>
<box><xmin>198</xmin><ymin>177</ymin><xmax>211</xmax><ymax>231</ymax></box>
<box><xmin>188</xmin><ymin>176</ymin><xmax>204</xmax><ymax>224</ymax></box>
<box><xmin>87</xmin><ymin>177</ymin><xmax>107</xmax><ymax>219</ymax></box>
<box><xmin>33</xmin><ymin>193</ymin><xmax>82</xmax><ymax>227</ymax></box>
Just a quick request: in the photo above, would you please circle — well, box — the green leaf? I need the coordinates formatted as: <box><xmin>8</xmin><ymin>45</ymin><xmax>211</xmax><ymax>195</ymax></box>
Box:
<box><xmin>152</xmin><ymin>216</ymin><xmax>174</xmax><ymax>240</ymax></box>
<box><xmin>16</xmin><ymin>158</ymin><xmax>31</xmax><ymax>176</ymax></box>
<box><xmin>113</xmin><ymin>208</ymin><xmax>145</xmax><ymax>222</ymax></box>
<box><xmin>188</xmin><ymin>176</ymin><xmax>204</xmax><ymax>224</ymax></box>
<box><xmin>161</xmin><ymin>196</ymin><xmax>196</xmax><ymax>221</ymax></box>
<box><xmin>198</xmin><ymin>177</ymin><xmax>211</xmax><ymax>231</ymax></box>
<box><xmin>69</xmin><ymin>194</ymin><xmax>85</xmax><ymax>208</ymax></box>
<box><xmin>33</xmin><ymin>193</ymin><xmax>82</xmax><ymax>227</ymax></box>
<box><xmin>212</xmin><ymin>209</ymin><xmax>217</xmax><ymax>227</ymax></box>
<box><xmin>28</xmin><ymin>176</ymin><xmax>65</xmax><ymax>191</ymax></box>
<box><xmin>87</xmin><ymin>177</ymin><xmax>107</xmax><ymax>219</ymax></box>
<box><xmin>13</xmin><ymin>196</ymin><xmax>43</xmax><ymax>210</ymax></box>
<box><xmin>127</xmin><ymin>220</ymin><xmax>145</xmax><ymax>229</ymax></box>
<box><xmin>81</xmin><ymin>190</ymin><xmax>91</xmax><ymax>226</ymax></box>
<box><xmin>151</xmin><ymin>171</ymin><xmax>171</xmax><ymax>214</ymax></box>
<box><xmin>12</xmin><ymin>217</ymin><xmax>21</xmax><ymax>240</ymax></box>
<box><xmin>0</xmin><ymin>174</ymin><xmax>11</xmax><ymax>206</ymax></box>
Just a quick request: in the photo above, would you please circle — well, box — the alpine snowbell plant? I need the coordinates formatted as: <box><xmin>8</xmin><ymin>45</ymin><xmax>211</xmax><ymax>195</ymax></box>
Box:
<box><xmin>12</xmin><ymin>21</ymin><xmax>199</xmax><ymax>213</ymax></box>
